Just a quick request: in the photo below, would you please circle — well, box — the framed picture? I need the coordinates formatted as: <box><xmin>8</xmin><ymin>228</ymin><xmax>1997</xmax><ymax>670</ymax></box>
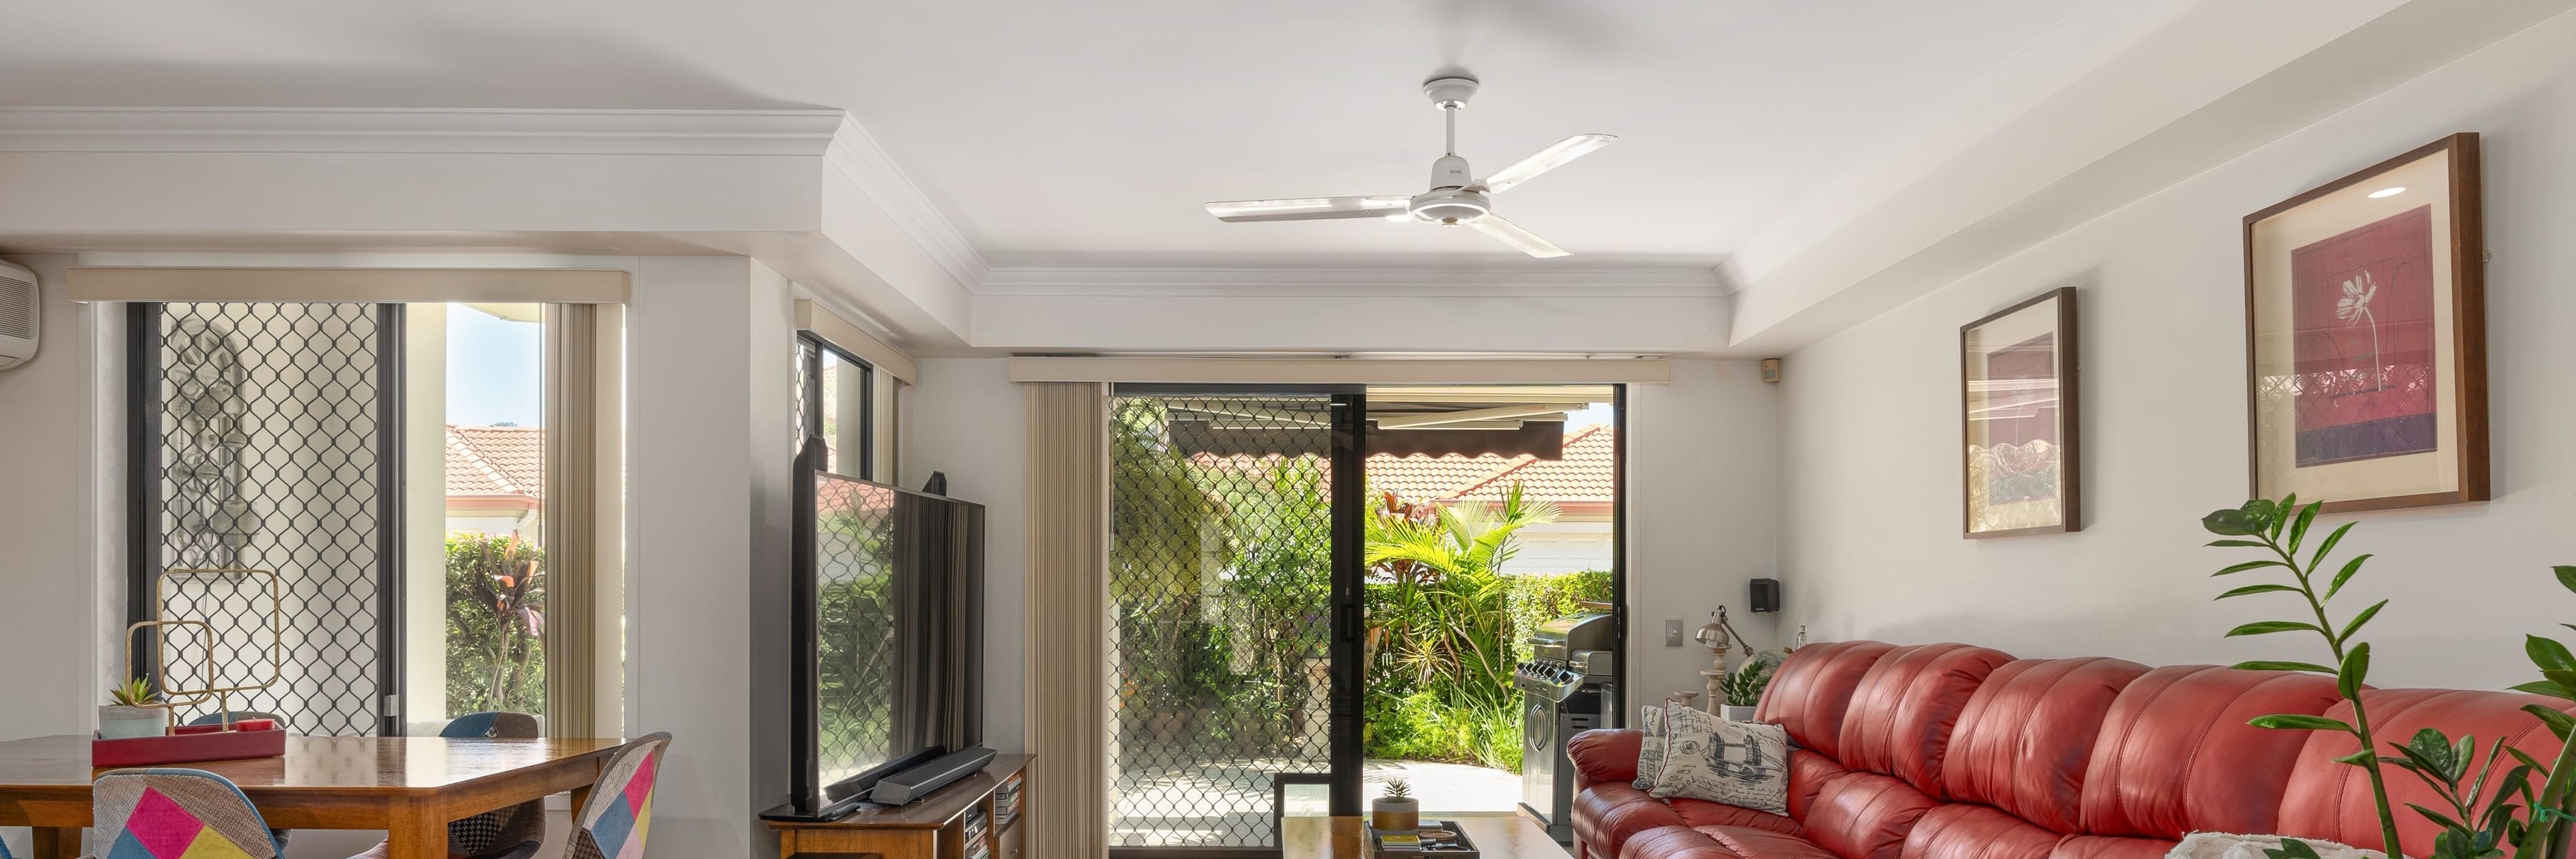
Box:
<box><xmin>2243</xmin><ymin>132</ymin><xmax>2487</xmax><ymax>512</ymax></box>
<box><xmin>1962</xmin><ymin>287</ymin><xmax>2079</xmax><ymax>538</ymax></box>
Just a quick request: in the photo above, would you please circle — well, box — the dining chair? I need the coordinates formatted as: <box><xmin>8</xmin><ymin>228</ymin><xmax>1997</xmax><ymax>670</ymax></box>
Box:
<box><xmin>565</xmin><ymin>733</ymin><xmax>671</xmax><ymax>859</ymax></box>
<box><xmin>343</xmin><ymin>712</ymin><xmax>547</xmax><ymax>859</ymax></box>
<box><xmin>178</xmin><ymin>713</ymin><xmax>292</xmax><ymax>851</ymax></box>
<box><xmin>92</xmin><ymin>768</ymin><xmax>281</xmax><ymax>859</ymax></box>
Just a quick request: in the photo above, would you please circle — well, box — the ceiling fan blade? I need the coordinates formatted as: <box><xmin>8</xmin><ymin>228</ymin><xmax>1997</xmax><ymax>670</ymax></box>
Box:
<box><xmin>1470</xmin><ymin>133</ymin><xmax>1616</xmax><ymax>193</ymax></box>
<box><xmin>1468</xmin><ymin>215</ymin><xmax>1569</xmax><ymax>258</ymax></box>
<box><xmin>1204</xmin><ymin>195</ymin><xmax>1412</xmax><ymax>223</ymax></box>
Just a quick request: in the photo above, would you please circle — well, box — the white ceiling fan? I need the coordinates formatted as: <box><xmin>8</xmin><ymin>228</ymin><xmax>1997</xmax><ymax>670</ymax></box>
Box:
<box><xmin>1203</xmin><ymin>72</ymin><xmax>1616</xmax><ymax>258</ymax></box>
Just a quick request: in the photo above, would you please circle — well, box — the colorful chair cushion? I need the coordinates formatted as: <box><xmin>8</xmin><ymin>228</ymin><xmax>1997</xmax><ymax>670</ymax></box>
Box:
<box><xmin>567</xmin><ymin>733</ymin><xmax>671</xmax><ymax>859</ymax></box>
<box><xmin>93</xmin><ymin>769</ymin><xmax>280</xmax><ymax>859</ymax></box>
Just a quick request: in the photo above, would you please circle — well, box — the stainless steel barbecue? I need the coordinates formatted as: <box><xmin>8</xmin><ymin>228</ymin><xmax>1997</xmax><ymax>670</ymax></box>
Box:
<box><xmin>1517</xmin><ymin>604</ymin><xmax>1618</xmax><ymax>842</ymax></box>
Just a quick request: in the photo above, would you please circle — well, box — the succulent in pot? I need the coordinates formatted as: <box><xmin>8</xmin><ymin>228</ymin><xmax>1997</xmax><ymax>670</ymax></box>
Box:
<box><xmin>1370</xmin><ymin>779</ymin><xmax>1420</xmax><ymax>833</ymax></box>
<box><xmin>98</xmin><ymin>678</ymin><xmax>166</xmax><ymax>739</ymax></box>
<box><xmin>1719</xmin><ymin>653</ymin><xmax>1780</xmax><ymax>721</ymax></box>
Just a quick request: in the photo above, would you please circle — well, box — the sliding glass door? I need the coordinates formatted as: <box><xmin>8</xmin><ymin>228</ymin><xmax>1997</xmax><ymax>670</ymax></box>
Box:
<box><xmin>1106</xmin><ymin>387</ymin><xmax>1363</xmax><ymax>856</ymax></box>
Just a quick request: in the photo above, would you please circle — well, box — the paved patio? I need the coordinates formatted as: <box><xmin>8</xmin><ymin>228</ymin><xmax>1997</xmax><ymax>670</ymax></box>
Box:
<box><xmin>1111</xmin><ymin>757</ymin><xmax>1523</xmax><ymax>848</ymax></box>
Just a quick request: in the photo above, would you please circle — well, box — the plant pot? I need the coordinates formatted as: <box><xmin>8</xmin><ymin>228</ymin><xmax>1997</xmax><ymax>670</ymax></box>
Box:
<box><xmin>1370</xmin><ymin>797</ymin><xmax>1419</xmax><ymax>832</ymax></box>
<box><xmin>1723</xmin><ymin>704</ymin><xmax>1759</xmax><ymax>722</ymax></box>
<box><xmin>97</xmin><ymin>705</ymin><xmax>165</xmax><ymax>739</ymax></box>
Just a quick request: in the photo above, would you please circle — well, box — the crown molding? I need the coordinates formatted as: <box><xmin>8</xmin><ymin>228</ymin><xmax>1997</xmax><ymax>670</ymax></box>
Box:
<box><xmin>0</xmin><ymin>107</ymin><xmax>848</xmax><ymax>155</ymax></box>
<box><xmin>819</xmin><ymin>114</ymin><xmax>992</xmax><ymax>291</ymax></box>
<box><xmin>976</xmin><ymin>266</ymin><xmax>1726</xmax><ymax>298</ymax></box>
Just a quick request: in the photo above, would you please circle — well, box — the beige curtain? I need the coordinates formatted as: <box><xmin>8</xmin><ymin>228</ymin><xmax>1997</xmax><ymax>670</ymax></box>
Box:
<box><xmin>1023</xmin><ymin>382</ymin><xmax>1110</xmax><ymax>858</ymax></box>
<box><xmin>543</xmin><ymin>304</ymin><xmax>602</xmax><ymax>739</ymax></box>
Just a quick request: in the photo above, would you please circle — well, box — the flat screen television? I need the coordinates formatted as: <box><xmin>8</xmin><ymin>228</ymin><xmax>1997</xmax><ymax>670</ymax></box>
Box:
<box><xmin>769</xmin><ymin>442</ymin><xmax>984</xmax><ymax>821</ymax></box>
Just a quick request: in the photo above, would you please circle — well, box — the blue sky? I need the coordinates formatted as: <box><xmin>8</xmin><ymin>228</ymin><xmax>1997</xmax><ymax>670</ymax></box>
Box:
<box><xmin>446</xmin><ymin>306</ymin><xmax>542</xmax><ymax>426</ymax></box>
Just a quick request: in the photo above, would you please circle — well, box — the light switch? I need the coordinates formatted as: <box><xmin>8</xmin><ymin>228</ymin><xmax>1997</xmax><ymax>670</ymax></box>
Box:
<box><xmin>1664</xmin><ymin>617</ymin><xmax>1684</xmax><ymax>646</ymax></box>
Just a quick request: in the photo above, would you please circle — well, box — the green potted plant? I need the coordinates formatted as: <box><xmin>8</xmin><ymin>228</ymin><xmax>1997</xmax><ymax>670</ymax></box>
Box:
<box><xmin>1371</xmin><ymin>778</ymin><xmax>1420</xmax><ymax>832</ymax></box>
<box><xmin>2200</xmin><ymin>496</ymin><xmax>2576</xmax><ymax>858</ymax></box>
<box><xmin>99</xmin><ymin>678</ymin><xmax>165</xmax><ymax>739</ymax></box>
<box><xmin>1719</xmin><ymin>653</ymin><xmax>1780</xmax><ymax>721</ymax></box>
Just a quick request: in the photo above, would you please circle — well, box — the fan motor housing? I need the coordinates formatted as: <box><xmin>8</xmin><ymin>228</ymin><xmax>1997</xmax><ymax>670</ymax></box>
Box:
<box><xmin>1408</xmin><ymin>188</ymin><xmax>1491</xmax><ymax>224</ymax></box>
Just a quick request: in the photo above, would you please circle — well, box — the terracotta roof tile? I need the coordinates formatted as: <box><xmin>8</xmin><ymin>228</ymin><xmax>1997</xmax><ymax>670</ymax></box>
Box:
<box><xmin>1445</xmin><ymin>424</ymin><xmax>1612</xmax><ymax>503</ymax></box>
<box><xmin>445</xmin><ymin>424</ymin><xmax>543</xmax><ymax>500</ymax></box>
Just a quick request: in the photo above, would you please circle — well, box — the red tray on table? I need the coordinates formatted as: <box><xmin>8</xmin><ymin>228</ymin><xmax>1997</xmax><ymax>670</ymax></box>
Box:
<box><xmin>92</xmin><ymin>721</ymin><xmax>286</xmax><ymax>767</ymax></box>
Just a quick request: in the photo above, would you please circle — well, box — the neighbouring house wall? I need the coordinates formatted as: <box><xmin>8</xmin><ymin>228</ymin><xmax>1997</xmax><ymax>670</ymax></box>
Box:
<box><xmin>1626</xmin><ymin>360</ymin><xmax>1782</xmax><ymax>713</ymax></box>
<box><xmin>1777</xmin><ymin>14</ymin><xmax>2576</xmax><ymax>691</ymax></box>
<box><xmin>899</xmin><ymin>357</ymin><xmax>1030</xmax><ymax>752</ymax></box>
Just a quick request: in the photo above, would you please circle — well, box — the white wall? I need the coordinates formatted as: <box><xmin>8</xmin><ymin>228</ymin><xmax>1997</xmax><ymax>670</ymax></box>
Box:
<box><xmin>1625</xmin><ymin>360</ymin><xmax>1783</xmax><ymax>714</ymax></box>
<box><xmin>625</xmin><ymin>256</ymin><xmax>794</xmax><ymax>859</ymax></box>
<box><xmin>899</xmin><ymin>358</ymin><xmax>1029</xmax><ymax>752</ymax></box>
<box><xmin>0</xmin><ymin>255</ymin><xmax>99</xmax><ymax>740</ymax></box>
<box><xmin>1777</xmin><ymin>12</ymin><xmax>2576</xmax><ymax>691</ymax></box>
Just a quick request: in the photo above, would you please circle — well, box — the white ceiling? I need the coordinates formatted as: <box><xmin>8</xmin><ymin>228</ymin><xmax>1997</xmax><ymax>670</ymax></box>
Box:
<box><xmin>0</xmin><ymin>1</ymin><xmax>2138</xmax><ymax>269</ymax></box>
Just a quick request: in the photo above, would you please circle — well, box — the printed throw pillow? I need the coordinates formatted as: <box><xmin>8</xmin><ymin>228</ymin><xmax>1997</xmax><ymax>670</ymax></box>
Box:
<box><xmin>2165</xmin><ymin>833</ymin><xmax>2386</xmax><ymax>859</ymax></box>
<box><xmin>1649</xmin><ymin>704</ymin><xmax>1790</xmax><ymax>816</ymax></box>
<box><xmin>1631</xmin><ymin>704</ymin><xmax>1667</xmax><ymax>790</ymax></box>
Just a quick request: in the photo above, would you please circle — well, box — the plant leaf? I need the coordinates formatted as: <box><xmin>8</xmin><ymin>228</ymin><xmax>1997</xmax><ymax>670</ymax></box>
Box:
<box><xmin>2203</xmin><ymin>509</ymin><xmax>2261</xmax><ymax>537</ymax></box>
<box><xmin>2287</xmin><ymin>503</ymin><xmax>2320</xmax><ymax>553</ymax></box>
<box><xmin>2529</xmin><ymin>635</ymin><xmax>2576</xmax><ymax>671</ymax></box>
<box><xmin>2263</xmin><ymin>838</ymin><xmax>2325</xmax><ymax>859</ymax></box>
<box><xmin>2217</xmin><ymin>583</ymin><xmax>2303</xmax><ymax>600</ymax></box>
<box><xmin>2408</xmin><ymin>802</ymin><xmax>2468</xmax><ymax>833</ymax></box>
<box><xmin>2206</xmin><ymin>538</ymin><xmax>2270</xmax><ymax>548</ymax></box>
<box><xmin>2250</xmin><ymin>713</ymin><xmax>2355</xmax><ymax>732</ymax></box>
<box><xmin>2304</xmin><ymin>521</ymin><xmax>2356</xmax><ymax>573</ymax></box>
<box><xmin>2228</xmin><ymin>620</ymin><xmax>2323</xmax><ymax>638</ymax></box>
<box><xmin>2509</xmin><ymin>680</ymin><xmax>2576</xmax><ymax>702</ymax></box>
<box><xmin>2337</xmin><ymin>599</ymin><xmax>2389</xmax><ymax>641</ymax></box>
<box><xmin>2233</xmin><ymin>660</ymin><xmax>2336</xmax><ymax>674</ymax></box>
<box><xmin>2212</xmin><ymin>560</ymin><xmax>2290</xmax><ymax>577</ymax></box>
<box><xmin>2519</xmin><ymin>705</ymin><xmax>2575</xmax><ymax>742</ymax></box>
<box><xmin>2337</xmin><ymin>644</ymin><xmax>2370</xmax><ymax>700</ymax></box>
<box><xmin>2324</xmin><ymin>553</ymin><xmax>2373</xmax><ymax>601</ymax></box>
<box><xmin>2555</xmin><ymin>565</ymin><xmax>2576</xmax><ymax>596</ymax></box>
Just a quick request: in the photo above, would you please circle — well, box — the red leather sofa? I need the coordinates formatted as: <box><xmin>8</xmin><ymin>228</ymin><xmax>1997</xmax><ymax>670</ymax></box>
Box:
<box><xmin>1568</xmin><ymin>640</ymin><xmax>2574</xmax><ymax>859</ymax></box>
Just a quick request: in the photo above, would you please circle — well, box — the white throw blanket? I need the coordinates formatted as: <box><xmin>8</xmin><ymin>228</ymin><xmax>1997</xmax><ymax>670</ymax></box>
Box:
<box><xmin>2166</xmin><ymin>833</ymin><xmax>2387</xmax><ymax>859</ymax></box>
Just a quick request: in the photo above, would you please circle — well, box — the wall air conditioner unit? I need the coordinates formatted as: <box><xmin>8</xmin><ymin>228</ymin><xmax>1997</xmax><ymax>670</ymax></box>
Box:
<box><xmin>0</xmin><ymin>261</ymin><xmax>35</xmax><ymax>370</ymax></box>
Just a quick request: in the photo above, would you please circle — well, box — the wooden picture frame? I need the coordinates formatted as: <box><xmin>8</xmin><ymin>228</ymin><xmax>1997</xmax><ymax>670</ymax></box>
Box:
<box><xmin>1961</xmin><ymin>286</ymin><xmax>2079</xmax><ymax>538</ymax></box>
<box><xmin>2242</xmin><ymin>132</ymin><xmax>2487</xmax><ymax>513</ymax></box>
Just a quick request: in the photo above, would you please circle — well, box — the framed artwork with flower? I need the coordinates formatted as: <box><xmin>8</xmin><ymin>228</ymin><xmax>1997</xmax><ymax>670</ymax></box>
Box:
<box><xmin>1961</xmin><ymin>286</ymin><xmax>2079</xmax><ymax>538</ymax></box>
<box><xmin>2243</xmin><ymin>132</ymin><xmax>2487</xmax><ymax>512</ymax></box>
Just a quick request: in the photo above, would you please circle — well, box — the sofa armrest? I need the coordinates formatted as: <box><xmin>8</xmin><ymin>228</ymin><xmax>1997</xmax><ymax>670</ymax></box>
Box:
<box><xmin>1568</xmin><ymin>727</ymin><xmax>1644</xmax><ymax>789</ymax></box>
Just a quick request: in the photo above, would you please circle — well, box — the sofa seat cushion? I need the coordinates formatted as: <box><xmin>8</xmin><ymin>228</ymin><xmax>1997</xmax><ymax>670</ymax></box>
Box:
<box><xmin>1799</xmin><ymin>769</ymin><xmax>1941</xmax><ymax>859</ymax></box>
<box><xmin>1612</xmin><ymin>825</ymin><xmax>1838</xmax><ymax>859</ymax></box>
<box><xmin>1671</xmin><ymin>797</ymin><xmax>1803</xmax><ymax>837</ymax></box>
<box><xmin>1577</xmin><ymin>782</ymin><xmax>1689</xmax><ymax>858</ymax></box>
<box><xmin>1901</xmin><ymin>804</ymin><xmax>2062</xmax><ymax>859</ymax></box>
<box><xmin>2048</xmin><ymin>835</ymin><xmax>2178</xmax><ymax>859</ymax></box>
<box><xmin>2077</xmin><ymin>665</ymin><xmax>2342</xmax><ymax>840</ymax></box>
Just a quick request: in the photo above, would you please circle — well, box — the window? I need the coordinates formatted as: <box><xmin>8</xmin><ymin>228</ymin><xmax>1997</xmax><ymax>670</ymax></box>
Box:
<box><xmin>797</xmin><ymin>334</ymin><xmax>880</xmax><ymax>480</ymax></box>
<box><xmin>130</xmin><ymin>297</ymin><xmax>621</xmax><ymax>738</ymax></box>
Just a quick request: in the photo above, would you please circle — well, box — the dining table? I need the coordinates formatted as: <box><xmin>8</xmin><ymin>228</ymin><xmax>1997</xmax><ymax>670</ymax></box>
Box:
<box><xmin>0</xmin><ymin>734</ymin><xmax>628</xmax><ymax>859</ymax></box>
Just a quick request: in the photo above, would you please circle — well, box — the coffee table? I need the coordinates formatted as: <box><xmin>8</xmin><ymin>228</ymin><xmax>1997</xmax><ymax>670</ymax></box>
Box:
<box><xmin>1281</xmin><ymin>814</ymin><xmax>1572</xmax><ymax>858</ymax></box>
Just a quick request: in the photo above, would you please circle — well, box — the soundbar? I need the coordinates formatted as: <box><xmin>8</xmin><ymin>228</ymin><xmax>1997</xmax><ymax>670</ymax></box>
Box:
<box><xmin>869</xmin><ymin>745</ymin><xmax>996</xmax><ymax>805</ymax></box>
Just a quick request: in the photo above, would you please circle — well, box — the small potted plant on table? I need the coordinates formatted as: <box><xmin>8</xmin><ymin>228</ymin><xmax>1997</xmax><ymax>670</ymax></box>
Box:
<box><xmin>99</xmin><ymin>679</ymin><xmax>165</xmax><ymax>739</ymax></box>
<box><xmin>1371</xmin><ymin>779</ymin><xmax>1420</xmax><ymax>833</ymax></box>
<box><xmin>1718</xmin><ymin>653</ymin><xmax>1780</xmax><ymax>721</ymax></box>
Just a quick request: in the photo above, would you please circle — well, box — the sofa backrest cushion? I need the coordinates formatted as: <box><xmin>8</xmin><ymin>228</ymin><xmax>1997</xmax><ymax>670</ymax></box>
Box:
<box><xmin>1944</xmin><ymin>656</ymin><xmax>2151</xmax><ymax>833</ymax></box>
<box><xmin>2077</xmin><ymin>665</ymin><xmax>2342</xmax><ymax>840</ymax></box>
<box><xmin>2275</xmin><ymin>688</ymin><xmax>2576</xmax><ymax>858</ymax></box>
<box><xmin>1757</xmin><ymin>640</ymin><xmax>1897</xmax><ymax>761</ymax></box>
<box><xmin>1834</xmin><ymin>642</ymin><xmax>2016</xmax><ymax>797</ymax></box>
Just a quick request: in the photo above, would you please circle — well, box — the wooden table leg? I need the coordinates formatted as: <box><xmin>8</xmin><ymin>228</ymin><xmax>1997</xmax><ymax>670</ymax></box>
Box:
<box><xmin>568</xmin><ymin>782</ymin><xmax>594</xmax><ymax>817</ymax></box>
<box><xmin>385</xmin><ymin>799</ymin><xmax>449</xmax><ymax>859</ymax></box>
<box><xmin>31</xmin><ymin>826</ymin><xmax>79</xmax><ymax>859</ymax></box>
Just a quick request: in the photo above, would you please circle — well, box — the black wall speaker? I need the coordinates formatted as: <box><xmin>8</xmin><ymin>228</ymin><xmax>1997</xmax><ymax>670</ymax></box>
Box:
<box><xmin>1749</xmin><ymin>578</ymin><xmax>1780</xmax><ymax>613</ymax></box>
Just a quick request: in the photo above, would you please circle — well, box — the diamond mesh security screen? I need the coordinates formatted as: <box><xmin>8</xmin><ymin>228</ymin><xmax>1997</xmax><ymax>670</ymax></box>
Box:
<box><xmin>1109</xmin><ymin>395</ymin><xmax>1337</xmax><ymax>849</ymax></box>
<box><xmin>135</xmin><ymin>302</ymin><xmax>396</xmax><ymax>737</ymax></box>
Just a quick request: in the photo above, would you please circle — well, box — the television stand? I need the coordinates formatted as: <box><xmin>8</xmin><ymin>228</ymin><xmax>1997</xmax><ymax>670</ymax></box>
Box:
<box><xmin>768</xmin><ymin>754</ymin><xmax>1030</xmax><ymax>859</ymax></box>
